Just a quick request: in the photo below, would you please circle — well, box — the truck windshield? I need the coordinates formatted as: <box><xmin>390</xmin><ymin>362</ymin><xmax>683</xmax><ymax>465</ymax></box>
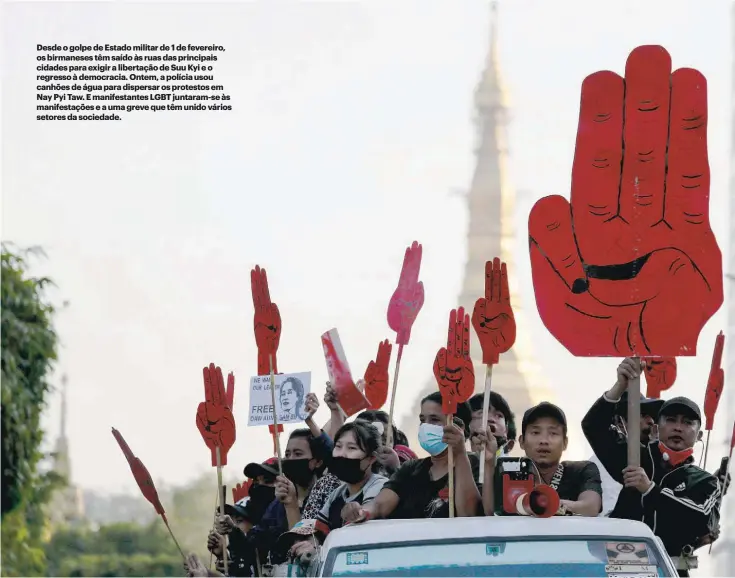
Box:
<box><xmin>325</xmin><ymin>538</ymin><xmax>670</xmax><ymax>577</ymax></box>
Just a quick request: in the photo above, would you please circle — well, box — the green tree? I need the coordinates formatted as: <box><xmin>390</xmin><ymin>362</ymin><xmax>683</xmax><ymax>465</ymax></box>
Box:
<box><xmin>45</xmin><ymin>522</ymin><xmax>183</xmax><ymax>577</ymax></box>
<box><xmin>1</xmin><ymin>244</ymin><xmax>60</xmax><ymax>576</ymax></box>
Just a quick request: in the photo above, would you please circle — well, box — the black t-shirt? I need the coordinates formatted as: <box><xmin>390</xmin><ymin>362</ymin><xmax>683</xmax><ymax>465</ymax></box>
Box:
<box><xmin>553</xmin><ymin>460</ymin><xmax>603</xmax><ymax>506</ymax></box>
<box><xmin>383</xmin><ymin>454</ymin><xmax>480</xmax><ymax>519</ymax></box>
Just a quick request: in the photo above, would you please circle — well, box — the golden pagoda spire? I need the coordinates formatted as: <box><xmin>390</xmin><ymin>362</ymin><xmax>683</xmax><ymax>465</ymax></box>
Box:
<box><xmin>462</xmin><ymin>1</ymin><xmax>554</xmax><ymax>409</ymax></box>
<box><xmin>402</xmin><ymin>3</ymin><xmax>555</xmax><ymax>449</ymax></box>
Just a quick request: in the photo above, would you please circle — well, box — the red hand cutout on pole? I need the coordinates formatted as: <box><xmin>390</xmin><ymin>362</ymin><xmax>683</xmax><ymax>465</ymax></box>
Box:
<box><xmin>387</xmin><ymin>242</ymin><xmax>425</xmax><ymax>345</ymax></box>
<box><xmin>643</xmin><ymin>357</ymin><xmax>677</xmax><ymax>399</ymax></box>
<box><xmin>433</xmin><ymin>307</ymin><xmax>475</xmax><ymax>414</ymax></box>
<box><xmin>364</xmin><ymin>339</ymin><xmax>392</xmax><ymax>410</ymax></box>
<box><xmin>704</xmin><ymin>331</ymin><xmax>725</xmax><ymax>431</ymax></box>
<box><xmin>528</xmin><ymin>45</ymin><xmax>723</xmax><ymax>357</ymax></box>
<box><xmin>196</xmin><ymin>363</ymin><xmax>236</xmax><ymax>466</ymax></box>
<box><xmin>471</xmin><ymin>258</ymin><xmax>516</xmax><ymax>364</ymax></box>
<box><xmin>251</xmin><ymin>265</ymin><xmax>282</xmax><ymax>374</ymax></box>
<box><xmin>111</xmin><ymin>428</ymin><xmax>167</xmax><ymax>520</ymax></box>
<box><xmin>232</xmin><ymin>480</ymin><xmax>253</xmax><ymax>503</ymax></box>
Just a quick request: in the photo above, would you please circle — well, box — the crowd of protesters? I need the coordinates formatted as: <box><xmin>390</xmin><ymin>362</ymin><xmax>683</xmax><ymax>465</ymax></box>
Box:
<box><xmin>183</xmin><ymin>361</ymin><xmax>730</xmax><ymax>578</ymax></box>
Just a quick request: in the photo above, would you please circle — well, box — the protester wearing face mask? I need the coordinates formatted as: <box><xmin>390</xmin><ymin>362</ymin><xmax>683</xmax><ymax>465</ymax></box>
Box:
<box><xmin>209</xmin><ymin>458</ymin><xmax>279</xmax><ymax>576</ymax></box>
<box><xmin>520</xmin><ymin>402</ymin><xmax>602</xmax><ymax>517</ymax></box>
<box><xmin>343</xmin><ymin>391</ymin><xmax>480</xmax><ymax>522</ymax></box>
<box><xmin>275</xmin><ymin>430</ymin><xmax>328</xmax><ymax>528</ymax></box>
<box><xmin>244</xmin><ymin>430</ymin><xmax>327</xmax><ymax>567</ymax></box>
<box><xmin>243</xmin><ymin>458</ymin><xmax>280</xmax><ymax>515</ymax></box>
<box><xmin>582</xmin><ymin>358</ymin><xmax>721</xmax><ymax>575</ymax></box>
<box><xmin>299</xmin><ymin>392</ymin><xmax>349</xmax><ymax>521</ymax></box>
<box><xmin>586</xmin><ymin>393</ymin><xmax>664</xmax><ymax>516</ymax></box>
<box><xmin>315</xmin><ymin>422</ymin><xmax>387</xmax><ymax>532</ymax></box>
<box><xmin>468</xmin><ymin>392</ymin><xmax>516</xmax><ymax>457</ymax></box>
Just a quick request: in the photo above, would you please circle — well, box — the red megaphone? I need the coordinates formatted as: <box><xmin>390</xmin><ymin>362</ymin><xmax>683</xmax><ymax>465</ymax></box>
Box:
<box><xmin>513</xmin><ymin>484</ymin><xmax>560</xmax><ymax>518</ymax></box>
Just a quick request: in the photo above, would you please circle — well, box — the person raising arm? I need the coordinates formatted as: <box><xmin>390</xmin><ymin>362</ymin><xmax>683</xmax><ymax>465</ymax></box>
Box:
<box><xmin>343</xmin><ymin>392</ymin><xmax>481</xmax><ymax>523</ymax></box>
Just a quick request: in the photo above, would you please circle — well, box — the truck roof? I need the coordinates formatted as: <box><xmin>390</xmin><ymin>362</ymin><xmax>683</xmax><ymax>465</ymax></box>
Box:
<box><xmin>323</xmin><ymin>516</ymin><xmax>659</xmax><ymax>551</ymax></box>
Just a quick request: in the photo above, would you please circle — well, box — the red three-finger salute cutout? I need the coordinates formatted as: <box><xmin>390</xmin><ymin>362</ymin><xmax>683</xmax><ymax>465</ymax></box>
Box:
<box><xmin>112</xmin><ymin>428</ymin><xmax>167</xmax><ymax>520</ymax></box>
<box><xmin>232</xmin><ymin>480</ymin><xmax>253</xmax><ymax>503</ymax></box>
<box><xmin>643</xmin><ymin>357</ymin><xmax>677</xmax><ymax>399</ymax></box>
<box><xmin>251</xmin><ymin>265</ymin><xmax>282</xmax><ymax>375</ymax></box>
<box><xmin>433</xmin><ymin>307</ymin><xmax>475</xmax><ymax>414</ymax></box>
<box><xmin>472</xmin><ymin>258</ymin><xmax>517</xmax><ymax>365</ymax></box>
<box><xmin>196</xmin><ymin>363</ymin><xmax>236</xmax><ymax>466</ymax></box>
<box><xmin>704</xmin><ymin>331</ymin><xmax>725</xmax><ymax>431</ymax></box>
<box><xmin>364</xmin><ymin>339</ymin><xmax>392</xmax><ymax>410</ymax></box>
<box><xmin>387</xmin><ymin>242</ymin><xmax>425</xmax><ymax>345</ymax></box>
<box><xmin>528</xmin><ymin>45</ymin><xmax>723</xmax><ymax>357</ymax></box>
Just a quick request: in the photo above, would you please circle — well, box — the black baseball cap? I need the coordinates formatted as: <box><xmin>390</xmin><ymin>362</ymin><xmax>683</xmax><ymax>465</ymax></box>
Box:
<box><xmin>244</xmin><ymin>457</ymin><xmax>279</xmax><ymax>480</ymax></box>
<box><xmin>224</xmin><ymin>498</ymin><xmax>252</xmax><ymax>521</ymax></box>
<box><xmin>614</xmin><ymin>392</ymin><xmax>665</xmax><ymax>419</ymax></box>
<box><xmin>522</xmin><ymin>402</ymin><xmax>567</xmax><ymax>434</ymax></box>
<box><xmin>658</xmin><ymin>397</ymin><xmax>702</xmax><ymax>422</ymax></box>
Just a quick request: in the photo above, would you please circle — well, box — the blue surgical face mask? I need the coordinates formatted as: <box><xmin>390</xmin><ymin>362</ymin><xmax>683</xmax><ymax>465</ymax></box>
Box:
<box><xmin>418</xmin><ymin>423</ymin><xmax>447</xmax><ymax>456</ymax></box>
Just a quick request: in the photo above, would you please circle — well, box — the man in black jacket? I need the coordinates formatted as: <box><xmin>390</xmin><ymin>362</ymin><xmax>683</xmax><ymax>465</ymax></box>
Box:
<box><xmin>582</xmin><ymin>358</ymin><xmax>720</xmax><ymax>577</ymax></box>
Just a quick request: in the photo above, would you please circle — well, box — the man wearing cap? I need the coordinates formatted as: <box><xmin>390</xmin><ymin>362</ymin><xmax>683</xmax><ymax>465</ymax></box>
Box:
<box><xmin>587</xmin><ymin>392</ymin><xmax>664</xmax><ymax>516</ymax></box>
<box><xmin>582</xmin><ymin>358</ymin><xmax>721</xmax><ymax>576</ymax></box>
<box><xmin>210</xmin><ymin>459</ymin><xmax>279</xmax><ymax>576</ymax></box>
<box><xmin>210</xmin><ymin>498</ymin><xmax>257</xmax><ymax>577</ymax></box>
<box><xmin>517</xmin><ymin>402</ymin><xmax>602</xmax><ymax>517</ymax></box>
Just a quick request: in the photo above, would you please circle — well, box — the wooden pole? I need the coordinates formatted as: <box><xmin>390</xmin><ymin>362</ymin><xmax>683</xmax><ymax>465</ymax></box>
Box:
<box><xmin>627</xmin><ymin>358</ymin><xmax>641</xmax><ymax>467</ymax></box>
<box><xmin>269</xmin><ymin>354</ymin><xmax>283</xmax><ymax>475</ymax></box>
<box><xmin>386</xmin><ymin>344</ymin><xmax>404</xmax><ymax>448</ymax></box>
<box><xmin>447</xmin><ymin>414</ymin><xmax>455</xmax><ymax>518</ymax></box>
<box><xmin>479</xmin><ymin>364</ymin><xmax>494</xmax><ymax>480</ymax></box>
<box><xmin>216</xmin><ymin>448</ymin><xmax>228</xmax><ymax>574</ymax></box>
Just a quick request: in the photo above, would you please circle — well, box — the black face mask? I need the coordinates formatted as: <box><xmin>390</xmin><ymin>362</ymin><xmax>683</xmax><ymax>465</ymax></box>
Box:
<box><xmin>247</xmin><ymin>484</ymin><xmax>276</xmax><ymax>523</ymax></box>
<box><xmin>282</xmin><ymin>458</ymin><xmax>314</xmax><ymax>488</ymax></box>
<box><xmin>329</xmin><ymin>456</ymin><xmax>368</xmax><ymax>484</ymax></box>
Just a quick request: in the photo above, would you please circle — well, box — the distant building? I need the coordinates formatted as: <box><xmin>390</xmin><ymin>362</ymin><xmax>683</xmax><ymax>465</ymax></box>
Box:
<box><xmin>401</xmin><ymin>1</ymin><xmax>555</xmax><ymax>448</ymax></box>
<box><xmin>47</xmin><ymin>374</ymin><xmax>85</xmax><ymax>528</ymax></box>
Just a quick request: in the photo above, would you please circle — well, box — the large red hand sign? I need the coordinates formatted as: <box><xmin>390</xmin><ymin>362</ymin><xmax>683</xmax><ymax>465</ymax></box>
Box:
<box><xmin>528</xmin><ymin>46</ymin><xmax>723</xmax><ymax>357</ymax></box>
<box><xmin>196</xmin><ymin>363</ymin><xmax>236</xmax><ymax>466</ymax></box>
<box><xmin>251</xmin><ymin>265</ymin><xmax>282</xmax><ymax>374</ymax></box>
<box><xmin>472</xmin><ymin>258</ymin><xmax>516</xmax><ymax>364</ymax></box>
<box><xmin>433</xmin><ymin>307</ymin><xmax>475</xmax><ymax>414</ymax></box>
<box><xmin>111</xmin><ymin>428</ymin><xmax>166</xmax><ymax>520</ymax></box>
<box><xmin>387</xmin><ymin>242</ymin><xmax>425</xmax><ymax>345</ymax></box>
<box><xmin>643</xmin><ymin>357</ymin><xmax>677</xmax><ymax>399</ymax></box>
<box><xmin>321</xmin><ymin>328</ymin><xmax>370</xmax><ymax>417</ymax></box>
<box><xmin>704</xmin><ymin>331</ymin><xmax>725</xmax><ymax>431</ymax></box>
<box><xmin>364</xmin><ymin>339</ymin><xmax>392</xmax><ymax>410</ymax></box>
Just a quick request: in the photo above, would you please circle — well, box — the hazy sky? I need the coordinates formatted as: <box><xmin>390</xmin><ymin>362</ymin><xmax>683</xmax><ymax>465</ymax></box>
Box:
<box><xmin>2</xmin><ymin>0</ymin><xmax>733</xmax><ymax>524</ymax></box>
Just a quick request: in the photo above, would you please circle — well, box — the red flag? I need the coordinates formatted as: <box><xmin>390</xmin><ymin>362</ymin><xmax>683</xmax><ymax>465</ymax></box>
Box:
<box><xmin>111</xmin><ymin>428</ymin><xmax>167</xmax><ymax>521</ymax></box>
<box><xmin>704</xmin><ymin>332</ymin><xmax>725</xmax><ymax>431</ymax></box>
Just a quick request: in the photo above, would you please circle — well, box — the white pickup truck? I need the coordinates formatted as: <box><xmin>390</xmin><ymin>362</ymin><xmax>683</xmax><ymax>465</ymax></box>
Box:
<box><xmin>309</xmin><ymin>517</ymin><xmax>678</xmax><ymax>577</ymax></box>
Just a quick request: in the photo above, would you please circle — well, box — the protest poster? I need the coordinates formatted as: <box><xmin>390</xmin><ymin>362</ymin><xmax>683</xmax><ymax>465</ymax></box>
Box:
<box><xmin>247</xmin><ymin>372</ymin><xmax>312</xmax><ymax>426</ymax></box>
